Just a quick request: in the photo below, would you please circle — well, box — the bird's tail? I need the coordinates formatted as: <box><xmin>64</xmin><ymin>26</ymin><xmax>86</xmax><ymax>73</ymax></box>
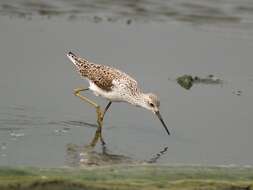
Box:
<box><xmin>66</xmin><ymin>51</ymin><xmax>89</xmax><ymax>69</ymax></box>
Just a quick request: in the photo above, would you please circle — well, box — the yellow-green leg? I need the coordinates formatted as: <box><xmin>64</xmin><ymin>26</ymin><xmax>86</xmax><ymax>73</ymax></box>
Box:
<box><xmin>91</xmin><ymin>101</ymin><xmax>112</xmax><ymax>147</ymax></box>
<box><xmin>73</xmin><ymin>88</ymin><xmax>112</xmax><ymax>147</ymax></box>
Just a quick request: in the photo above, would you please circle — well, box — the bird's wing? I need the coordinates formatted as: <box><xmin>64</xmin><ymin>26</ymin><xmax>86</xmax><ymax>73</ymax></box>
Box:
<box><xmin>79</xmin><ymin>62</ymin><xmax>139</xmax><ymax>93</ymax></box>
<box><xmin>80</xmin><ymin>64</ymin><xmax>120</xmax><ymax>92</ymax></box>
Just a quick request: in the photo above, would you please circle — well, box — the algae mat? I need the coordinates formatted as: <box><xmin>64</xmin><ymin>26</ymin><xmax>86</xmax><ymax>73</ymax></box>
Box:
<box><xmin>0</xmin><ymin>165</ymin><xmax>253</xmax><ymax>190</ymax></box>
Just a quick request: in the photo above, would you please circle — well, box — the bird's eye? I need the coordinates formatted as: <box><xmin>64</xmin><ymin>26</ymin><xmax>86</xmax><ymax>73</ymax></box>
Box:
<box><xmin>149</xmin><ymin>103</ymin><xmax>154</xmax><ymax>107</ymax></box>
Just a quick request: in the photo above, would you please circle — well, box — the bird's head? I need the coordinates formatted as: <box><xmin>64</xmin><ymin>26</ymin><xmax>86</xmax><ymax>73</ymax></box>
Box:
<box><xmin>141</xmin><ymin>93</ymin><xmax>170</xmax><ymax>136</ymax></box>
<box><xmin>142</xmin><ymin>93</ymin><xmax>160</xmax><ymax>113</ymax></box>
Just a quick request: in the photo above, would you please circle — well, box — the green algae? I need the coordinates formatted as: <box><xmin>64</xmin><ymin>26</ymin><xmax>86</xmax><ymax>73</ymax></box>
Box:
<box><xmin>176</xmin><ymin>75</ymin><xmax>223</xmax><ymax>90</ymax></box>
<box><xmin>0</xmin><ymin>165</ymin><xmax>253</xmax><ymax>190</ymax></box>
<box><xmin>177</xmin><ymin>75</ymin><xmax>194</xmax><ymax>90</ymax></box>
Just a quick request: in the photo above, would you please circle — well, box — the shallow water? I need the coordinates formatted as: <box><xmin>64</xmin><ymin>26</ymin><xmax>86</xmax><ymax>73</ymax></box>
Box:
<box><xmin>0</xmin><ymin>0</ymin><xmax>253</xmax><ymax>167</ymax></box>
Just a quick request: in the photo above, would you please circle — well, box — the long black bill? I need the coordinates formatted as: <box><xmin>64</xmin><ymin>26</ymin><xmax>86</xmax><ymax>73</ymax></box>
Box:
<box><xmin>155</xmin><ymin>111</ymin><xmax>170</xmax><ymax>135</ymax></box>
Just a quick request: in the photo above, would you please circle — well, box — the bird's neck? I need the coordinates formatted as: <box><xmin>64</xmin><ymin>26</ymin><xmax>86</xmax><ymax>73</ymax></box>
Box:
<box><xmin>131</xmin><ymin>92</ymin><xmax>148</xmax><ymax>109</ymax></box>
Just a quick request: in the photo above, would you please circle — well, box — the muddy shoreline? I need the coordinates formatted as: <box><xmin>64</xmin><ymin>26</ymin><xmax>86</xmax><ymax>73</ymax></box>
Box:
<box><xmin>1</xmin><ymin>165</ymin><xmax>253</xmax><ymax>190</ymax></box>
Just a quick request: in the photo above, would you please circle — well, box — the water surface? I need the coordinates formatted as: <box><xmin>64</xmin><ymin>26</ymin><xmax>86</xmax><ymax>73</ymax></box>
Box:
<box><xmin>0</xmin><ymin>0</ymin><xmax>253</xmax><ymax>167</ymax></box>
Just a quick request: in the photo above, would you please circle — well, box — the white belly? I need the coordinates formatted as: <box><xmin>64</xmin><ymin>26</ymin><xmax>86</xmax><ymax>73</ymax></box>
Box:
<box><xmin>88</xmin><ymin>81</ymin><xmax>125</xmax><ymax>102</ymax></box>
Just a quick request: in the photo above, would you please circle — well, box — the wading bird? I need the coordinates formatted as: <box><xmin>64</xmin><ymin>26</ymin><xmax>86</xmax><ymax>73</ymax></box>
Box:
<box><xmin>67</xmin><ymin>52</ymin><xmax>170</xmax><ymax>146</ymax></box>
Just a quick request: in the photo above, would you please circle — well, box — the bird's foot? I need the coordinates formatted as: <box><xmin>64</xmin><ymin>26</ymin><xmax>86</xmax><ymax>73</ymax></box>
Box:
<box><xmin>73</xmin><ymin>87</ymin><xmax>86</xmax><ymax>95</ymax></box>
<box><xmin>100</xmin><ymin>135</ymin><xmax>106</xmax><ymax>146</ymax></box>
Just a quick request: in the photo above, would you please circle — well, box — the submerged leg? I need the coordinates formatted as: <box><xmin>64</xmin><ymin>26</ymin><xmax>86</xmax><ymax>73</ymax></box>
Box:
<box><xmin>90</xmin><ymin>101</ymin><xmax>112</xmax><ymax>147</ymax></box>
<box><xmin>74</xmin><ymin>87</ymin><xmax>105</xmax><ymax>146</ymax></box>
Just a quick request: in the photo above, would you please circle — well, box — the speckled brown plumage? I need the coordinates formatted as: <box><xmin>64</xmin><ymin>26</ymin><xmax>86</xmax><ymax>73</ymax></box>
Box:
<box><xmin>80</xmin><ymin>63</ymin><xmax>117</xmax><ymax>91</ymax></box>
<box><xmin>68</xmin><ymin>52</ymin><xmax>138</xmax><ymax>93</ymax></box>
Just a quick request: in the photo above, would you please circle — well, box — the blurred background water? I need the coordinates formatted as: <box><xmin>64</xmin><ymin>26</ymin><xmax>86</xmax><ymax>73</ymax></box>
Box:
<box><xmin>0</xmin><ymin>0</ymin><xmax>253</xmax><ymax>167</ymax></box>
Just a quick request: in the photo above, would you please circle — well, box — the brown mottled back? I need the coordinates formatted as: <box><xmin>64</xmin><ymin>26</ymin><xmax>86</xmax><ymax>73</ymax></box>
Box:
<box><xmin>79</xmin><ymin>62</ymin><xmax>120</xmax><ymax>91</ymax></box>
<box><xmin>69</xmin><ymin>52</ymin><xmax>138</xmax><ymax>92</ymax></box>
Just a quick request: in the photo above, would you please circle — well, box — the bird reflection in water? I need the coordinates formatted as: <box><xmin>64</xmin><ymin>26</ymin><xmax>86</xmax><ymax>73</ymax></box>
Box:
<box><xmin>65</xmin><ymin>126</ymin><xmax>169</xmax><ymax>166</ymax></box>
<box><xmin>65</xmin><ymin>144</ymin><xmax>133</xmax><ymax>167</ymax></box>
<box><xmin>65</xmin><ymin>129</ymin><xmax>133</xmax><ymax>166</ymax></box>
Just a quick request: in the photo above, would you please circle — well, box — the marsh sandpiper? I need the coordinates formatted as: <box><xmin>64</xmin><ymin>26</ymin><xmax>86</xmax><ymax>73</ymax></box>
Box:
<box><xmin>66</xmin><ymin>51</ymin><xmax>170</xmax><ymax>146</ymax></box>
